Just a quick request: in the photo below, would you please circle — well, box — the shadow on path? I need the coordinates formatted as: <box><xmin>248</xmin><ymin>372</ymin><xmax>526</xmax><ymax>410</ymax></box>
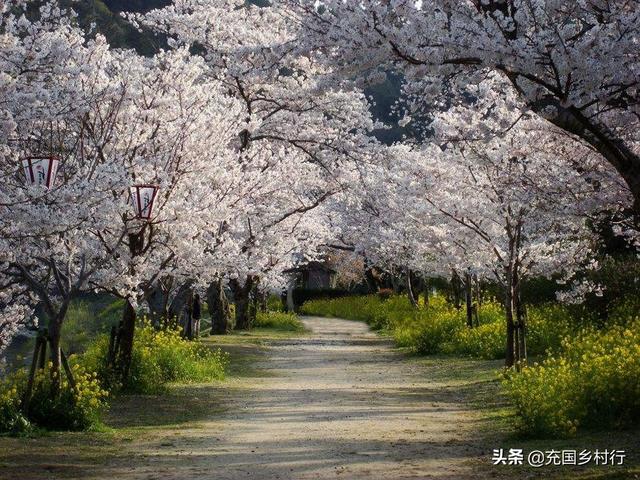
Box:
<box><xmin>0</xmin><ymin>316</ymin><xmax>500</xmax><ymax>480</ymax></box>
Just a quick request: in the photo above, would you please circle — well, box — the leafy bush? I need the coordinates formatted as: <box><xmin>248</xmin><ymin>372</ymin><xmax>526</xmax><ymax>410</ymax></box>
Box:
<box><xmin>254</xmin><ymin>311</ymin><xmax>305</xmax><ymax>331</ymax></box>
<box><xmin>525</xmin><ymin>304</ymin><xmax>572</xmax><ymax>355</ymax></box>
<box><xmin>503</xmin><ymin>319</ymin><xmax>640</xmax><ymax>437</ymax></box>
<box><xmin>81</xmin><ymin>321</ymin><xmax>228</xmax><ymax>394</ymax></box>
<box><xmin>391</xmin><ymin>296</ymin><xmax>464</xmax><ymax>354</ymax></box>
<box><xmin>266</xmin><ymin>294</ymin><xmax>285</xmax><ymax>312</ymax></box>
<box><xmin>27</xmin><ymin>363</ymin><xmax>108</xmax><ymax>431</ymax></box>
<box><xmin>0</xmin><ymin>374</ymin><xmax>30</xmax><ymax>435</ymax></box>
<box><xmin>447</xmin><ymin>320</ymin><xmax>505</xmax><ymax>359</ymax></box>
<box><xmin>0</xmin><ymin>363</ymin><xmax>108</xmax><ymax>434</ymax></box>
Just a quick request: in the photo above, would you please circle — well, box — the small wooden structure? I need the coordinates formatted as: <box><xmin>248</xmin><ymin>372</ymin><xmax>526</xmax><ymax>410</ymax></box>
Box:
<box><xmin>285</xmin><ymin>261</ymin><xmax>337</xmax><ymax>290</ymax></box>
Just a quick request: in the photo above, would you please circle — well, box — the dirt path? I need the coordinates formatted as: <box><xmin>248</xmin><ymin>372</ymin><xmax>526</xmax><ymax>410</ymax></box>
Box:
<box><xmin>110</xmin><ymin>317</ymin><xmax>488</xmax><ymax>479</ymax></box>
<box><xmin>0</xmin><ymin>317</ymin><xmax>495</xmax><ymax>479</ymax></box>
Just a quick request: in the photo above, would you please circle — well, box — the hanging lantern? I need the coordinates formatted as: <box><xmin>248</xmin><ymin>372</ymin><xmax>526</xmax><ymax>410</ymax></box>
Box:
<box><xmin>21</xmin><ymin>156</ymin><xmax>59</xmax><ymax>188</ymax></box>
<box><xmin>130</xmin><ymin>184</ymin><xmax>159</xmax><ymax>220</ymax></box>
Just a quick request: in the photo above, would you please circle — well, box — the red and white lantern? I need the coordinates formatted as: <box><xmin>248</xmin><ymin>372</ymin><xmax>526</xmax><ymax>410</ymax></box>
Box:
<box><xmin>130</xmin><ymin>184</ymin><xmax>159</xmax><ymax>220</ymax></box>
<box><xmin>21</xmin><ymin>156</ymin><xmax>59</xmax><ymax>188</ymax></box>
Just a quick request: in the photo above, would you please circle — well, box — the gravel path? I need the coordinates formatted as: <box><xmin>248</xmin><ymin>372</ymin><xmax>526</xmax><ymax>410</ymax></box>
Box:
<box><xmin>105</xmin><ymin>316</ymin><xmax>487</xmax><ymax>479</ymax></box>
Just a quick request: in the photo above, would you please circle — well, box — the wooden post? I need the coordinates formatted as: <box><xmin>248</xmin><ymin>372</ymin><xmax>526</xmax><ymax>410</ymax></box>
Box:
<box><xmin>107</xmin><ymin>325</ymin><xmax>117</xmax><ymax>367</ymax></box>
<box><xmin>465</xmin><ymin>271</ymin><xmax>473</xmax><ymax>328</ymax></box>
<box><xmin>60</xmin><ymin>349</ymin><xmax>77</xmax><ymax>392</ymax></box>
<box><xmin>21</xmin><ymin>335</ymin><xmax>44</xmax><ymax>412</ymax></box>
<box><xmin>37</xmin><ymin>332</ymin><xmax>47</xmax><ymax>370</ymax></box>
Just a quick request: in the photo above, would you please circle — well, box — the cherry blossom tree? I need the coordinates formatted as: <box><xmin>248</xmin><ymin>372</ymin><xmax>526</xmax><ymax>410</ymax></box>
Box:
<box><xmin>0</xmin><ymin>0</ymin><xmax>117</xmax><ymax>381</ymax></box>
<box><xmin>73</xmin><ymin>47</ymin><xmax>248</xmax><ymax>378</ymax></box>
<box><xmin>343</xmin><ymin>84</ymin><xmax>628</xmax><ymax>366</ymax></box>
<box><xmin>0</xmin><ymin>1</ymin><xmax>249</xmax><ymax>381</ymax></box>
<box><xmin>277</xmin><ymin>0</ymin><xmax>640</xmax><ymax>225</ymax></box>
<box><xmin>135</xmin><ymin>0</ymin><xmax>379</xmax><ymax>329</ymax></box>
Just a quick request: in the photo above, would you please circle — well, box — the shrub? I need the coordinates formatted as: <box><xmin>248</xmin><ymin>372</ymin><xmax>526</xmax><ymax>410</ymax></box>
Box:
<box><xmin>254</xmin><ymin>311</ymin><xmax>305</xmax><ymax>331</ymax></box>
<box><xmin>0</xmin><ymin>373</ymin><xmax>30</xmax><ymax>435</ymax></box>
<box><xmin>0</xmin><ymin>363</ymin><xmax>108</xmax><ymax>434</ymax></box>
<box><xmin>503</xmin><ymin>319</ymin><xmax>640</xmax><ymax>437</ymax></box>
<box><xmin>266</xmin><ymin>294</ymin><xmax>285</xmax><ymax>312</ymax></box>
<box><xmin>81</xmin><ymin>321</ymin><xmax>228</xmax><ymax>394</ymax></box>
<box><xmin>444</xmin><ymin>302</ymin><xmax>571</xmax><ymax>359</ymax></box>
<box><xmin>448</xmin><ymin>320</ymin><xmax>505</xmax><ymax>359</ymax></box>
<box><xmin>525</xmin><ymin>304</ymin><xmax>572</xmax><ymax>356</ymax></box>
<box><xmin>391</xmin><ymin>297</ymin><xmax>464</xmax><ymax>354</ymax></box>
<box><xmin>28</xmin><ymin>363</ymin><xmax>108</xmax><ymax>431</ymax></box>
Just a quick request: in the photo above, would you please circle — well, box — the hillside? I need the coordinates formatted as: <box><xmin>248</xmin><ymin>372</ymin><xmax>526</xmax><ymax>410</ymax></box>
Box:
<box><xmin>69</xmin><ymin>0</ymin><xmax>169</xmax><ymax>55</ymax></box>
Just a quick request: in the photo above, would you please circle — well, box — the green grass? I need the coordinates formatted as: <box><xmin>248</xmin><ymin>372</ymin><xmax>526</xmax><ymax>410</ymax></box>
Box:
<box><xmin>253</xmin><ymin>311</ymin><xmax>306</xmax><ymax>331</ymax></box>
<box><xmin>61</xmin><ymin>296</ymin><xmax>124</xmax><ymax>355</ymax></box>
<box><xmin>80</xmin><ymin>321</ymin><xmax>228</xmax><ymax>394</ymax></box>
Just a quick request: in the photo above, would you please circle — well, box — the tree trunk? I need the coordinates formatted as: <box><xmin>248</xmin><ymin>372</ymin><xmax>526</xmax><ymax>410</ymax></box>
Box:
<box><xmin>450</xmin><ymin>272</ymin><xmax>462</xmax><ymax>309</ymax></box>
<box><xmin>117</xmin><ymin>299</ymin><xmax>137</xmax><ymax>384</ymax></box>
<box><xmin>465</xmin><ymin>271</ymin><xmax>473</xmax><ymax>328</ymax></box>
<box><xmin>48</xmin><ymin>320</ymin><xmax>62</xmax><ymax>395</ymax></box>
<box><xmin>503</xmin><ymin>218</ymin><xmax>528</xmax><ymax>369</ymax></box>
<box><xmin>235</xmin><ymin>290</ymin><xmax>250</xmax><ymax>329</ymax></box>
<box><xmin>286</xmin><ymin>278</ymin><xmax>296</xmax><ymax>313</ymax></box>
<box><xmin>208</xmin><ymin>279</ymin><xmax>230</xmax><ymax>334</ymax></box>
<box><xmin>259</xmin><ymin>290</ymin><xmax>268</xmax><ymax>313</ymax></box>
<box><xmin>504</xmin><ymin>271</ymin><xmax>516</xmax><ymax>368</ymax></box>
<box><xmin>47</xmin><ymin>302</ymin><xmax>68</xmax><ymax>395</ymax></box>
<box><xmin>474</xmin><ymin>274</ymin><xmax>483</xmax><ymax>307</ymax></box>
<box><xmin>504</xmin><ymin>263</ymin><xmax>527</xmax><ymax>368</ymax></box>
<box><xmin>389</xmin><ymin>271</ymin><xmax>401</xmax><ymax>294</ymax></box>
<box><xmin>422</xmin><ymin>277</ymin><xmax>430</xmax><ymax>307</ymax></box>
<box><xmin>515</xmin><ymin>288</ymin><xmax>527</xmax><ymax>366</ymax></box>
<box><xmin>145</xmin><ymin>279</ymin><xmax>171</xmax><ymax>328</ymax></box>
<box><xmin>116</xmin><ymin>230</ymin><xmax>144</xmax><ymax>383</ymax></box>
<box><xmin>364</xmin><ymin>262</ymin><xmax>381</xmax><ymax>293</ymax></box>
<box><xmin>21</xmin><ymin>334</ymin><xmax>46</xmax><ymax>412</ymax></box>
<box><xmin>183</xmin><ymin>310</ymin><xmax>193</xmax><ymax>339</ymax></box>
<box><xmin>248</xmin><ymin>279</ymin><xmax>260</xmax><ymax>325</ymax></box>
<box><xmin>406</xmin><ymin>268</ymin><xmax>419</xmax><ymax>308</ymax></box>
<box><xmin>168</xmin><ymin>282</ymin><xmax>193</xmax><ymax>329</ymax></box>
<box><xmin>193</xmin><ymin>317</ymin><xmax>200</xmax><ymax>338</ymax></box>
<box><xmin>230</xmin><ymin>276</ymin><xmax>255</xmax><ymax>330</ymax></box>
